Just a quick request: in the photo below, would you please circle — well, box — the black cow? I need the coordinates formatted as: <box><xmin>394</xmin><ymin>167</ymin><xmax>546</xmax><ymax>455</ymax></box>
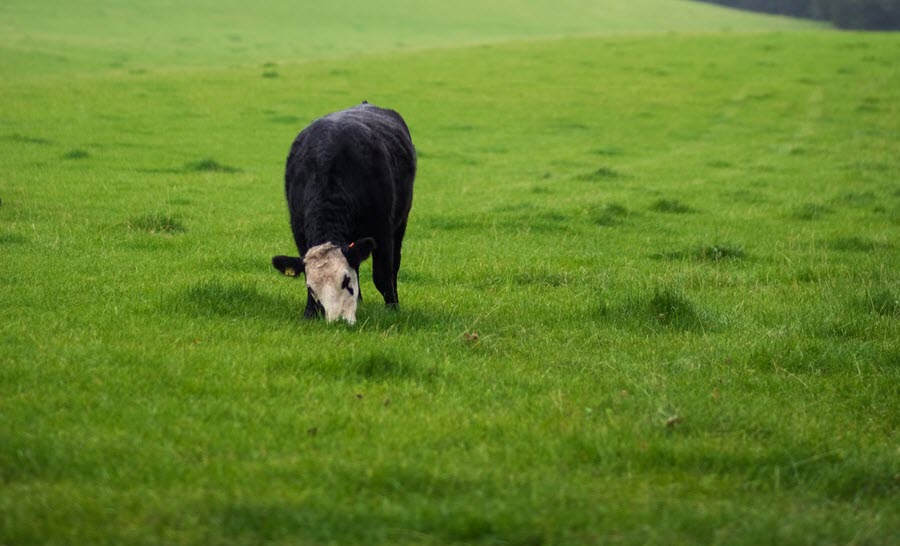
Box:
<box><xmin>272</xmin><ymin>102</ymin><xmax>416</xmax><ymax>324</ymax></box>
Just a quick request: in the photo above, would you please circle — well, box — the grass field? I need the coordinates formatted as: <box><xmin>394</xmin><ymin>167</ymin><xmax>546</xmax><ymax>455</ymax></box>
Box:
<box><xmin>1</xmin><ymin>1</ymin><xmax>899</xmax><ymax>545</ymax></box>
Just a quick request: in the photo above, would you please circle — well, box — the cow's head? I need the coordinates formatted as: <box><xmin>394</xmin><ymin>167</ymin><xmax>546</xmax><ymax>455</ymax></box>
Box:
<box><xmin>272</xmin><ymin>238</ymin><xmax>375</xmax><ymax>324</ymax></box>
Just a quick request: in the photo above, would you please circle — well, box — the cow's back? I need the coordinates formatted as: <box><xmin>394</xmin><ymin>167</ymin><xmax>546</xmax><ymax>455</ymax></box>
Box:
<box><xmin>285</xmin><ymin>104</ymin><xmax>416</xmax><ymax>248</ymax></box>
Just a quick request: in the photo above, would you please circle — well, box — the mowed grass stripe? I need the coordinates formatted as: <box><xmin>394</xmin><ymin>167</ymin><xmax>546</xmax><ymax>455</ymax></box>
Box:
<box><xmin>1</xmin><ymin>30</ymin><xmax>898</xmax><ymax>546</ymax></box>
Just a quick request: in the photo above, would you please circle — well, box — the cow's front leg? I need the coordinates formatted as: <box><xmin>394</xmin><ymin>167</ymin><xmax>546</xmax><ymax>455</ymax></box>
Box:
<box><xmin>372</xmin><ymin>241</ymin><xmax>398</xmax><ymax>307</ymax></box>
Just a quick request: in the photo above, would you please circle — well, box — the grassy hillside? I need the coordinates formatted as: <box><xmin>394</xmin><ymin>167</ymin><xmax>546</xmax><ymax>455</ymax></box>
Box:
<box><xmin>1</xmin><ymin>1</ymin><xmax>898</xmax><ymax>545</ymax></box>
<box><xmin>0</xmin><ymin>0</ymin><xmax>823</xmax><ymax>77</ymax></box>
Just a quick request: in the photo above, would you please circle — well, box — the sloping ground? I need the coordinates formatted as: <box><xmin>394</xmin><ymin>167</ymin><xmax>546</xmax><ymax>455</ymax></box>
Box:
<box><xmin>0</xmin><ymin>0</ymin><xmax>822</xmax><ymax>77</ymax></box>
<box><xmin>1</xmin><ymin>2</ymin><xmax>898</xmax><ymax>545</ymax></box>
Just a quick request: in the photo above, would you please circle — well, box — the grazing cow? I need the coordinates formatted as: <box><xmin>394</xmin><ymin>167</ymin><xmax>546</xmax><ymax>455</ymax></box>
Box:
<box><xmin>272</xmin><ymin>102</ymin><xmax>416</xmax><ymax>324</ymax></box>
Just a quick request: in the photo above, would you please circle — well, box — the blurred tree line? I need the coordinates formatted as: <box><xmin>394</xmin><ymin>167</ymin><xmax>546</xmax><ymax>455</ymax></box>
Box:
<box><xmin>695</xmin><ymin>0</ymin><xmax>900</xmax><ymax>29</ymax></box>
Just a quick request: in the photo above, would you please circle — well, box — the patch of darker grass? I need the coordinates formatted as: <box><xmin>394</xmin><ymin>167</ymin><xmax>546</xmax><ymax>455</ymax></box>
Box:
<box><xmin>727</xmin><ymin>189</ymin><xmax>769</xmax><ymax>204</ymax></box>
<box><xmin>856</xmin><ymin>97</ymin><xmax>882</xmax><ymax>113</ymax></box>
<box><xmin>183</xmin><ymin>158</ymin><xmax>241</xmax><ymax>174</ymax></box>
<box><xmin>835</xmin><ymin>191</ymin><xmax>877</xmax><ymax>206</ymax></box>
<box><xmin>629</xmin><ymin>434</ymin><xmax>896</xmax><ymax>501</ymax></box>
<box><xmin>552</xmin><ymin>121</ymin><xmax>590</xmax><ymax>131</ymax></box>
<box><xmin>62</xmin><ymin>149</ymin><xmax>89</xmax><ymax>159</ymax></box>
<box><xmin>812</xmin><ymin>312</ymin><xmax>872</xmax><ymax>340</ymax></box>
<box><xmin>697</xmin><ymin>244</ymin><xmax>745</xmax><ymax>261</ymax></box>
<box><xmin>347</xmin><ymin>349</ymin><xmax>419</xmax><ymax>381</ymax></box>
<box><xmin>646</xmin><ymin>289</ymin><xmax>708</xmax><ymax>330</ymax></box>
<box><xmin>590</xmin><ymin>203</ymin><xmax>630</xmax><ymax>226</ymax></box>
<box><xmin>442</xmin><ymin>124</ymin><xmax>477</xmax><ymax>132</ymax></box>
<box><xmin>590</xmin><ymin>146</ymin><xmax>622</xmax><ymax>156</ymax></box>
<box><xmin>514</xmin><ymin>268</ymin><xmax>570</xmax><ymax>287</ymax></box>
<box><xmin>792</xmin><ymin>202</ymin><xmax>833</xmax><ymax>221</ymax></box>
<box><xmin>707</xmin><ymin>159</ymin><xmax>734</xmax><ymax>169</ymax></box>
<box><xmin>828</xmin><ymin>236</ymin><xmax>889</xmax><ymax>252</ymax></box>
<box><xmin>0</xmin><ymin>233</ymin><xmax>27</xmax><ymax>245</ymax></box>
<box><xmin>741</xmin><ymin>338</ymin><xmax>894</xmax><ymax>377</ymax></box>
<box><xmin>696</xmin><ymin>244</ymin><xmax>745</xmax><ymax>261</ymax></box>
<box><xmin>268</xmin><ymin>115</ymin><xmax>301</xmax><ymax>125</ymax></box>
<box><xmin>654</xmin><ymin>244</ymin><xmax>745</xmax><ymax>262</ymax></box>
<box><xmin>599</xmin><ymin>287</ymin><xmax>716</xmax><ymax>333</ymax></box>
<box><xmin>128</xmin><ymin>213</ymin><xmax>185</xmax><ymax>234</ymax></box>
<box><xmin>4</xmin><ymin>134</ymin><xmax>53</xmax><ymax>145</ymax></box>
<box><xmin>520</xmin><ymin>210</ymin><xmax>570</xmax><ymax>233</ymax></box>
<box><xmin>479</xmin><ymin>145</ymin><xmax>508</xmax><ymax>155</ymax></box>
<box><xmin>576</xmin><ymin>166</ymin><xmax>622</xmax><ymax>181</ymax></box>
<box><xmin>864</xmin><ymin>288</ymin><xmax>899</xmax><ymax>318</ymax></box>
<box><xmin>794</xmin><ymin>267</ymin><xmax>823</xmax><ymax>284</ymax></box>
<box><xmin>649</xmin><ymin>199</ymin><xmax>695</xmax><ymax>214</ymax></box>
<box><xmin>261</xmin><ymin>71</ymin><xmax>279</xmax><ymax>78</ymax></box>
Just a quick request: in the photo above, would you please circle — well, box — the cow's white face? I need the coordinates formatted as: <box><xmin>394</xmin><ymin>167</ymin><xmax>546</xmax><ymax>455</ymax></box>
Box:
<box><xmin>304</xmin><ymin>243</ymin><xmax>360</xmax><ymax>324</ymax></box>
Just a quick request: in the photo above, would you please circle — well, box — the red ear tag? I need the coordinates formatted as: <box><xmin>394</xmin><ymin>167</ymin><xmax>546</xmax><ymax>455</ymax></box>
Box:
<box><xmin>348</xmin><ymin>242</ymin><xmax>355</xmax><ymax>249</ymax></box>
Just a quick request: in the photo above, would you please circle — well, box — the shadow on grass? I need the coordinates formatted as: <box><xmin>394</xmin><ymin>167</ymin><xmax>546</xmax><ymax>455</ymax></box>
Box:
<box><xmin>267</xmin><ymin>343</ymin><xmax>443</xmax><ymax>384</ymax></box>
<box><xmin>178</xmin><ymin>278</ymin><xmax>463</xmax><ymax>335</ymax></box>
<box><xmin>176</xmin><ymin>280</ymin><xmax>297</xmax><ymax>323</ymax></box>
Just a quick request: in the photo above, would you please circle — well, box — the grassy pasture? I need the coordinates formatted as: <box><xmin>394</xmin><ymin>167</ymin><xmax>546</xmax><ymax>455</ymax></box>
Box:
<box><xmin>1</xmin><ymin>2</ymin><xmax>899</xmax><ymax>545</ymax></box>
<box><xmin>0</xmin><ymin>0</ymin><xmax>822</xmax><ymax>77</ymax></box>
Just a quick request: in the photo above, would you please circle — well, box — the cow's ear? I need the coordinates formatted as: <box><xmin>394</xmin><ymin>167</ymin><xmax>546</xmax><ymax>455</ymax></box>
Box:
<box><xmin>272</xmin><ymin>255</ymin><xmax>305</xmax><ymax>277</ymax></box>
<box><xmin>346</xmin><ymin>238</ymin><xmax>376</xmax><ymax>268</ymax></box>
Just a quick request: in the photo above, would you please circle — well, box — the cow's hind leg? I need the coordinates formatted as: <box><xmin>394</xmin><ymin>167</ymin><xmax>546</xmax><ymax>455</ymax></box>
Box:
<box><xmin>372</xmin><ymin>239</ymin><xmax>398</xmax><ymax>307</ymax></box>
<box><xmin>390</xmin><ymin>220</ymin><xmax>407</xmax><ymax>303</ymax></box>
<box><xmin>392</xmin><ymin>219</ymin><xmax>407</xmax><ymax>279</ymax></box>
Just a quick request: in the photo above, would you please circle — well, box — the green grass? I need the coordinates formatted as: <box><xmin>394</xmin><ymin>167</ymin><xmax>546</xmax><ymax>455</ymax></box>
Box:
<box><xmin>0</xmin><ymin>0</ymin><xmax>822</xmax><ymax>78</ymax></box>
<box><xmin>1</xmin><ymin>2</ymin><xmax>899</xmax><ymax>545</ymax></box>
